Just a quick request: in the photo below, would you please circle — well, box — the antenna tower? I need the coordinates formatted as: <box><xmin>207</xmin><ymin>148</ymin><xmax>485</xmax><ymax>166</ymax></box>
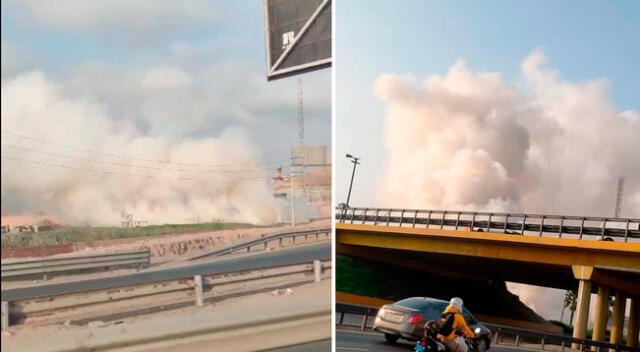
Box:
<box><xmin>614</xmin><ymin>176</ymin><xmax>625</xmax><ymax>217</ymax></box>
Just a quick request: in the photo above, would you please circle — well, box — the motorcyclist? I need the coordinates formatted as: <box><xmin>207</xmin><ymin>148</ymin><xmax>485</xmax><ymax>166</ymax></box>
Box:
<box><xmin>437</xmin><ymin>297</ymin><xmax>475</xmax><ymax>352</ymax></box>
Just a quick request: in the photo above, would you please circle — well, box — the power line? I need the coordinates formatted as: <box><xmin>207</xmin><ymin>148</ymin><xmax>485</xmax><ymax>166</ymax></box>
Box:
<box><xmin>1</xmin><ymin>155</ymin><xmax>269</xmax><ymax>183</ymax></box>
<box><xmin>1</xmin><ymin>130</ymin><xmax>288</xmax><ymax>168</ymax></box>
<box><xmin>1</xmin><ymin>143</ymin><xmax>277</xmax><ymax>174</ymax></box>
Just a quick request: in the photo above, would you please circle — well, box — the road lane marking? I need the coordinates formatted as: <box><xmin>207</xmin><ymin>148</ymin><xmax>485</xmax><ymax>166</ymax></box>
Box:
<box><xmin>336</xmin><ymin>328</ymin><xmax>380</xmax><ymax>336</ymax></box>
<box><xmin>336</xmin><ymin>348</ymin><xmax>369</xmax><ymax>351</ymax></box>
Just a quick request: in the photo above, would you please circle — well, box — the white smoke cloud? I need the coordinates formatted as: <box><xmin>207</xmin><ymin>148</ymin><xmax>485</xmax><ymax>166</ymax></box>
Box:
<box><xmin>374</xmin><ymin>50</ymin><xmax>640</xmax><ymax>320</ymax></box>
<box><xmin>1</xmin><ymin>71</ymin><xmax>282</xmax><ymax>225</ymax></box>
<box><xmin>374</xmin><ymin>50</ymin><xmax>640</xmax><ymax>217</ymax></box>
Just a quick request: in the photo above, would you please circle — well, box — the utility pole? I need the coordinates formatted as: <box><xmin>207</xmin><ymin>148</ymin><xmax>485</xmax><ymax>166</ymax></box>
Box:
<box><xmin>345</xmin><ymin>154</ymin><xmax>360</xmax><ymax>207</ymax></box>
<box><xmin>290</xmin><ymin>171</ymin><xmax>296</xmax><ymax>227</ymax></box>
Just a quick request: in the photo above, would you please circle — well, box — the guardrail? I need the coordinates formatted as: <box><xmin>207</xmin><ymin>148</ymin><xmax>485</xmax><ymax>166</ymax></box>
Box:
<box><xmin>1</xmin><ymin>250</ymin><xmax>150</xmax><ymax>280</ymax></box>
<box><xmin>335</xmin><ymin>302</ymin><xmax>640</xmax><ymax>352</ymax></box>
<box><xmin>1</xmin><ymin>257</ymin><xmax>331</xmax><ymax>330</ymax></box>
<box><xmin>336</xmin><ymin>207</ymin><xmax>640</xmax><ymax>242</ymax></box>
<box><xmin>188</xmin><ymin>227</ymin><xmax>331</xmax><ymax>260</ymax></box>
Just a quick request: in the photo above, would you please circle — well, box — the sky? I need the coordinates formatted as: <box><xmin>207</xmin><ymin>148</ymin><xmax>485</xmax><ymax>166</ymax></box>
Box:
<box><xmin>335</xmin><ymin>0</ymin><xmax>639</xmax><ymax>321</ymax></box>
<box><xmin>336</xmin><ymin>0</ymin><xmax>639</xmax><ymax>209</ymax></box>
<box><xmin>2</xmin><ymin>0</ymin><xmax>330</xmax><ymax>161</ymax></box>
<box><xmin>1</xmin><ymin>0</ymin><xmax>330</xmax><ymax>225</ymax></box>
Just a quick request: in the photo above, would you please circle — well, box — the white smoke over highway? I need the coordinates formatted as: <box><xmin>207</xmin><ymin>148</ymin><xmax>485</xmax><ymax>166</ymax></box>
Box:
<box><xmin>374</xmin><ymin>49</ymin><xmax>640</xmax><ymax>217</ymax></box>
<box><xmin>1</xmin><ymin>71</ymin><xmax>282</xmax><ymax>225</ymax></box>
<box><xmin>374</xmin><ymin>50</ymin><xmax>640</xmax><ymax>320</ymax></box>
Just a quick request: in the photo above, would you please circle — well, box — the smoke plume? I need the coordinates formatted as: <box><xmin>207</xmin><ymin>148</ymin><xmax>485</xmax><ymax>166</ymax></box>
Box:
<box><xmin>374</xmin><ymin>50</ymin><xmax>640</xmax><ymax>217</ymax></box>
<box><xmin>1</xmin><ymin>71</ymin><xmax>282</xmax><ymax>225</ymax></box>
<box><xmin>374</xmin><ymin>50</ymin><xmax>639</xmax><ymax>320</ymax></box>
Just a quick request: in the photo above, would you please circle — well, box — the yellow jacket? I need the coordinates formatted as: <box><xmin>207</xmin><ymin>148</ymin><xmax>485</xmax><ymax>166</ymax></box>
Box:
<box><xmin>438</xmin><ymin>305</ymin><xmax>475</xmax><ymax>340</ymax></box>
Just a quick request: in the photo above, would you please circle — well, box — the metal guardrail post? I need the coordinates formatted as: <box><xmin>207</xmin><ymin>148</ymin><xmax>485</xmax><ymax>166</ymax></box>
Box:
<box><xmin>561</xmin><ymin>341</ymin><xmax>565</xmax><ymax>352</ymax></box>
<box><xmin>493</xmin><ymin>328</ymin><xmax>500</xmax><ymax>345</ymax></box>
<box><xmin>516</xmin><ymin>334</ymin><xmax>520</xmax><ymax>347</ymax></box>
<box><xmin>541</xmin><ymin>335</ymin><xmax>546</xmax><ymax>350</ymax></box>
<box><xmin>1</xmin><ymin>301</ymin><xmax>8</xmax><ymax>330</ymax></box>
<box><xmin>313</xmin><ymin>260</ymin><xmax>322</xmax><ymax>282</ymax></box>
<box><xmin>339</xmin><ymin>311</ymin><xmax>344</xmax><ymax>325</ymax></box>
<box><xmin>360</xmin><ymin>312</ymin><xmax>368</xmax><ymax>331</ymax></box>
<box><xmin>194</xmin><ymin>275</ymin><xmax>203</xmax><ymax>307</ymax></box>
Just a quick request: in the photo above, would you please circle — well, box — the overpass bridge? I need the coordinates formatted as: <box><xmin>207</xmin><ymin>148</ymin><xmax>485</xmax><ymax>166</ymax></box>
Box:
<box><xmin>336</xmin><ymin>207</ymin><xmax>640</xmax><ymax>348</ymax></box>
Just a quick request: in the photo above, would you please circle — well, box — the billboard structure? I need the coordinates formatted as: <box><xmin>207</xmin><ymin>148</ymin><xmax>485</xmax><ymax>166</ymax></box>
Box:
<box><xmin>263</xmin><ymin>0</ymin><xmax>332</xmax><ymax>80</ymax></box>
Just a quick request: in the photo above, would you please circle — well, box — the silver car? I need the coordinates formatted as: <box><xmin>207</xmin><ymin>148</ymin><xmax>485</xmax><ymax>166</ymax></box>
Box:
<box><xmin>373</xmin><ymin>297</ymin><xmax>492</xmax><ymax>351</ymax></box>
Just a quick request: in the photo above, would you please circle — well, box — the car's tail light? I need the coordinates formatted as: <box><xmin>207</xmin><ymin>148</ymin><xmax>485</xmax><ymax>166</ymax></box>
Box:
<box><xmin>408</xmin><ymin>314</ymin><xmax>423</xmax><ymax>324</ymax></box>
<box><xmin>377</xmin><ymin>308</ymin><xmax>385</xmax><ymax>317</ymax></box>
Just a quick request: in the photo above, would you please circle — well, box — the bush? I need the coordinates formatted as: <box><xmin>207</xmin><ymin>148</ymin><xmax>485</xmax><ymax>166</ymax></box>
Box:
<box><xmin>2</xmin><ymin>222</ymin><xmax>259</xmax><ymax>248</ymax></box>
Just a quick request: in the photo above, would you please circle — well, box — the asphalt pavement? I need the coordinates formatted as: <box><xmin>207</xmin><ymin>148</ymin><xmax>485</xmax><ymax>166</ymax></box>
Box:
<box><xmin>268</xmin><ymin>339</ymin><xmax>331</xmax><ymax>351</ymax></box>
<box><xmin>2</xmin><ymin>242</ymin><xmax>330</xmax><ymax>301</ymax></box>
<box><xmin>336</xmin><ymin>330</ymin><xmax>534</xmax><ymax>352</ymax></box>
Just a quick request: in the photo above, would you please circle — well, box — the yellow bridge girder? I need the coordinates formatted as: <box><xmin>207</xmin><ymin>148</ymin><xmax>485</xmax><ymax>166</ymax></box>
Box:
<box><xmin>336</xmin><ymin>223</ymin><xmax>640</xmax><ymax>271</ymax></box>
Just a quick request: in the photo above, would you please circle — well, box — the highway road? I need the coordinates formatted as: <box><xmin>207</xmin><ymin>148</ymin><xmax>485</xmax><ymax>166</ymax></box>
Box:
<box><xmin>2</xmin><ymin>242</ymin><xmax>330</xmax><ymax>301</ymax></box>
<box><xmin>336</xmin><ymin>330</ymin><xmax>533</xmax><ymax>352</ymax></box>
<box><xmin>269</xmin><ymin>339</ymin><xmax>331</xmax><ymax>351</ymax></box>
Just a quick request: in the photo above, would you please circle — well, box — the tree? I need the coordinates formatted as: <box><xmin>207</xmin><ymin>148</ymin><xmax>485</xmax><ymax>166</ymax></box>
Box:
<box><xmin>564</xmin><ymin>290</ymin><xmax>577</xmax><ymax>324</ymax></box>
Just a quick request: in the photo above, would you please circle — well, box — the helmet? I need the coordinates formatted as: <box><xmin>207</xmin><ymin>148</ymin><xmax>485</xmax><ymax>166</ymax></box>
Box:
<box><xmin>449</xmin><ymin>297</ymin><xmax>463</xmax><ymax>311</ymax></box>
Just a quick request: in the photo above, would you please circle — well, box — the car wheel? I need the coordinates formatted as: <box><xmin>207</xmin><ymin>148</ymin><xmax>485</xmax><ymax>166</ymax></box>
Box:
<box><xmin>476</xmin><ymin>338</ymin><xmax>487</xmax><ymax>352</ymax></box>
<box><xmin>384</xmin><ymin>333</ymin><xmax>400</xmax><ymax>344</ymax></box>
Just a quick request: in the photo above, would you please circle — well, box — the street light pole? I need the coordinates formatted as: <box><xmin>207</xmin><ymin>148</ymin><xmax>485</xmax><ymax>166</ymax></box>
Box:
<box><xmin>290</xmin><ymin>173</ymin><xmax>296</xmax><ymax>227</ymax></box>
<box><xmin>345</xmin><ymin>154</ymin><xmax>360</xmax><ymax>207</ymax></box>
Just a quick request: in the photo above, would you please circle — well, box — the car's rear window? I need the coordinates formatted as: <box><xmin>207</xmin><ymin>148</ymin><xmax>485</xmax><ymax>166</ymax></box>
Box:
<box><xmin>395</xmin><ymin>298</ymin><xmax>447</xmax><ymax>317</ymax></box>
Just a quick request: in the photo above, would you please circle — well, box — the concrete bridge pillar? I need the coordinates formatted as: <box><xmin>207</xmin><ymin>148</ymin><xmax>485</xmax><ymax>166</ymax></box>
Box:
<box><xmin>572</xmin><ymin>279</ymin><xmax>592</xmax><ymax>349</ymax></box>
<box><xmin>610</xmin><ymin>291</ymin><xmax>626</xmax><ymax>350</ymax></box>
<box><xmin>626</xmin><ymin>296</ymin><xmax>639</xmax><ymax>348</ymax></box>
<box><xmin>592</xmin><ymin>285</ymin><xmax>611</xmax><ymax>347</ymax></box>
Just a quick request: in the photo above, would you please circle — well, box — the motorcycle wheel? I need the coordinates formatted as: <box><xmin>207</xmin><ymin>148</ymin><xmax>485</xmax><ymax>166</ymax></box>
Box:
<box><xmin>384</xmin><ymin>334</ymin><xmax>400</xmax><ymax>344</ymax></box>
<box><xmin>476</xmin><ymin>339</ymin><xmax>487</xmax><ymax>352</ymax></box>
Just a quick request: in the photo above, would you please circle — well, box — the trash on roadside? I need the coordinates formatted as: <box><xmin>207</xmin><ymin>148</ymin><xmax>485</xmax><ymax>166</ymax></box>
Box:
<box><xmin>87</xmin><ymin>320</ymin><xmax>107</xmax><ymax>328</ymax></box>
<box><xmin>271</xmin><ymin>288</ymin><xmax>294</xmax><ymax>296</ymax></box>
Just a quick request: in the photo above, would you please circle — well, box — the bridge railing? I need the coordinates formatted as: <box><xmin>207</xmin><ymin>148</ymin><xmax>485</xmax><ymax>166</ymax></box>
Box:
<box><xmin>336</xmin><ymin>207</ymin><xmax>640</xmax><ymax>242</ymax></box>
<box><xmin>335</xmin><ymin>302</ymin><xmax>640</xmax><ymax>352</ymax></box>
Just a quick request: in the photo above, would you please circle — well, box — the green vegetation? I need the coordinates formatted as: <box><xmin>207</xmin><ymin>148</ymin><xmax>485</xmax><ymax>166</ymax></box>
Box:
<box><xmin>336</xmin><ymin>254</ymin><xmax>384</xmax><ymax>297</ymax></box>
<box><xmin>2</xmin><ymin>222</ymin><xmax>260</xmax><ymax>248</ymax></box>
<box><xmin>549</xmin><ymin>320</ymin><xmax>573</xmax><ymax>335</ymax></box>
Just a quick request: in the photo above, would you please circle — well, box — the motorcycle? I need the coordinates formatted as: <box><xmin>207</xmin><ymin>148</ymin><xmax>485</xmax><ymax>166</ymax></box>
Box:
<box><xmin>414</xmin><ymin>322</ymin><xmax>482</xmax><ymax>352</ymax></box>
<box><xmin>414</xmin><ymin>320</ymin><xmax>446</xmax><ymax>352</ymax></box>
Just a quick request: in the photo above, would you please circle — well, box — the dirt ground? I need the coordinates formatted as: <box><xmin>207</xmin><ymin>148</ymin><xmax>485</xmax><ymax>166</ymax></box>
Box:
<box><xmin>1</xmin><ymin>219</ymin><xmax>330</xmax><ymax>289</ymax></box>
